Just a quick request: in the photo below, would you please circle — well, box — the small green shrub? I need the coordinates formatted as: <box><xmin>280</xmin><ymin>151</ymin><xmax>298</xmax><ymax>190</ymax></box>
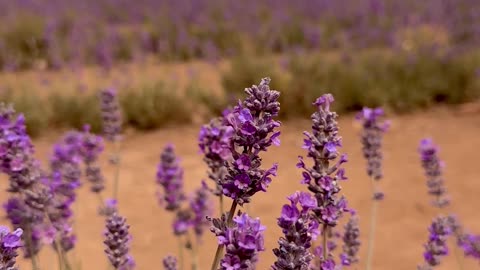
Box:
<box><xmin>0</xmin><ymin>89</ymin><xmax>50</xmax><ymax>137</ymax></box>
<box><xmin>49</xmin><ymin>92</ymin><xmax>103</xmax><ymax>133</ymax></box>
<box><xmin>120</xmin><ymin>82</ymin><xmax>191</xmax><ymax>130</ymax></box>
<box><xmin>186</xmin><ymin>81</ymin><xmax>227</xmax><ymax>117</ymax></box>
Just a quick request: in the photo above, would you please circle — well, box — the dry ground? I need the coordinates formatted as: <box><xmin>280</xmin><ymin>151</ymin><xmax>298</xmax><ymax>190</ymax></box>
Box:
<box><xmin>1</xmin><ymin>105</ymin><xmax>478</xmax><ymax>270</ymax></box>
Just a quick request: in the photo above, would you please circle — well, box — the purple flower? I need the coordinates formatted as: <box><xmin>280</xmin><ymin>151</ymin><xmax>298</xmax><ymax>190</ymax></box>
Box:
<box><xmin>99</xmin><ymin>199</ymin><xmax>118</xmax><ymax>217</ymax></box>
<box><xmin>458</xmin><ymin>233</ymin><xmax>480</xmax><ymax>260</ymax></box>
<box><xmin>173</xmin><ymin>209</ymin><xmax>192</xmax><ymax>236</ymax></box>
<box><xmin>418</xmin><ymin>139</ymin><xmax>449</xmax><ymax>208</ymax></box>
<box><xmin>77</xmin><ymin>126</ymin><xmax>105</xmax><ymax>193</ymax></box>
<box><xmin>340</xmin><ymin>214</ymin><xmax>360</xmax><ymax>266</ymax></box>
<box><xmin>163</xmin><ymin>255</ymin><xmax>177</xmax><ymax>270</ymax></box>
<box><xmin>219</xmin><ymin>78</ymin><xmax>281</xmax><ymax>205</ymax></box>
<box><xmin>156</xmin><ymin>144</ymin><xmax>185</xmax><ymax>211</ymax></box>
<box><xmin>356</xmin><ymin>107</ymin><xmax>389</xmax><ymax>188</ymax></box>
<box><xmin>0</xmin><ymin>226</ymin><xmax>23</xmax><ymax>269</ymax></box>
<box><xmin>272</xmin><ymin>192</ymin><xmax>319</xmax><ymax>270</ymax></box>
<box><xmin>99</xmin><ymin>88</ymin><xmax>122</xmax><ymax>142</ymax></box>
<box><xmin>189</xmin><ymin>181</ymin><xmax>213</xmax><ymax>238</ymax></box>
<box><xmin>104</xmin><ymin>212</ymin><xmax>134</xmax><ymax>270</ymax></box>
<box><xmin>211</xmin><ymin>213</ymin><xmax>265</xmax><ymax>269</ymax></box>
<box><xmin>199</xmin><ymin>118</ymin><xmax>233</xmax><ymax>196</ymax></box>
<box><xmin>419</xmin><ymin>216</ymin><xmax>452</xmax><ymax>268</ymax></box>
<box><xmin>298</xmin><ymin>94</ymin><xmax>350</xmax><ymax>268</ymax></box>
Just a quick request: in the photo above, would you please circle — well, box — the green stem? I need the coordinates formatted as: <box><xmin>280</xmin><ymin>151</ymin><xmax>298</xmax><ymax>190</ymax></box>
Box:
<box><xmin>210</xmin><ymin>201</ymin><xmax>238</xmax><ymax>270</ymax></box>
<box><xmin>454</xmin><ymin>244</ymin><xmax>464</xmax><ymax>270</ymax></box>
<box><xmin>25</xmin><ymin>225</ymin><xmax>40</xmax><ymax>270</ymax></box>
<box><xmin>178</xmin><ymin>236</ymin><xmax>184</xmax><ymax>270</ymax></box>
<box><xmin>366</xmin><ymin>177</ymin><xmax>379</xmax><ymax>270</ymax></box>
<box><xmin>187</xmin><ymin>232</ymin><xmax>198</xmax><ymax>270</ymax></box>
<box><xmin>112</xmin><ymin>139</ymin><xmax>121</xmax><ymax>202</ymax></box>
<box><xmin>219</xmin><ymin>194</ymin><xmax>224</xmax><ymax>216</ymax></box>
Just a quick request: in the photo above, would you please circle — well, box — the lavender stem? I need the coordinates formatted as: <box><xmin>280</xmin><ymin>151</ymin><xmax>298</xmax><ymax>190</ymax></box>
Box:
<box><xmin>366</xmin><ymin>177</ymin><xmax>379</xmax><ymax>270</ymax></box>
<box><xmin>322</xmin><ymin>225</ymin><xmax>328</xmax><ymax>260</ymax></box>
<box><xmin>25</xmin><ymin>225</ymin><xmax>39</xmax><ymax>270</ymax></box>
<box><xmin>186</xmin><ymin>232</ymin><xmax>198</xmax><ymax>270</ymax></box>
<box><xmin>112</xmin><ymin>140</ymin><xmax>121</xmax><ymax>201</ymax></box>
<box><xmin>178</xmin><ymin>236</ymin><xmax>184</xmax><ymax>270</ymax></box>
<box><xmin>210</xmin><ymin>201</ymin><xmax>238</xmax><ymax>270</ymax></box>
<box><xmin>219</xmin><ymin>195</ymin><xmax>224</xmax><ymax>217</ymax></box>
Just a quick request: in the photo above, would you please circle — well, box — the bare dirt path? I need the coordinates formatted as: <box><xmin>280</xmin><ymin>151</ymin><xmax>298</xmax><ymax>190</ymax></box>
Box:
<box><xmin>5</xmin><ymin>106</ymin><xmax>480</xmax><ymax>270</ymax></box>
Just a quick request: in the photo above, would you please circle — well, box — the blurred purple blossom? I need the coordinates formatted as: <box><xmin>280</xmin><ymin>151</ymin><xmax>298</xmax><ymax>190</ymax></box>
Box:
<box><xmin>156</xmin><ymin>144</ymin><xmax>185</xmax><ymax>211</ymax></box>
<box><xmin>104</xmin><ymin>212</ymin><xmax>135</xmax><ymax>270</ymax></box>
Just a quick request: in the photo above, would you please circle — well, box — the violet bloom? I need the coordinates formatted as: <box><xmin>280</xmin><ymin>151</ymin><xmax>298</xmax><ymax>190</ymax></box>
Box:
<box><xmin>156</xmin><ymin>144</ymin><xmax>185</xmax><ymax>211</ymax></box>
<box><xmin>172</xmin><ymin>209</ymin><xmax>192</xmax><ymax>236</ymax></box>
<box><xmin>163</xmin><ymin>255</ymin><xmax>177</xmax><ymax>270</ymax></box>
<box><xmin>99</xmin><ymin>88</ymin><xmax>122</xmax><ymax>142</ymax></box>
<box><xmin>99</xmin><ymin>199</ymin><xmax>118</xmax><ymax>217</ymax></box>
<box><xmin>340</xmin><ymin>214</ymin><xmax>360</xmax><ymax>266</ymax></box>
<box><xmin>220</xmin><ymin>77</ymin><xmax>281</xmax><ymax>205</ymax></box>
<box><xmin>198</xmin><ymin>118</ymin><xmax>234</xmax><ymax>196</ymax></box>
<box><xmin>189</xmin><ymin>181</ymin><xmax>213</xmax><ymax>238</ymax></box>
<box><xmin>211</xmin><ymin>213</ymin><xmax>266</xmax><ymax>269</ymax></box>
<box><xmin>297</xmin><ymin>94</ymin><xmax>349</xmax><ymax>267</ymax></box>
<box><xmin>272</xmin><ymin>191</ymin><xmax>319</xmax><ymax>270</ymax></box>
<box><xmin>458</xmin><ymin>233</ymin><xmax>480</xmax><ymax>260</ymax></box>
<box><xmin>104</xmin><ymin>212</ymin><xmax>135</xmax><ymax>270</ymax></box>
<box><xmin>419</xmin><ymin>216</ymin><xmax>452</xmax><ymax>268</ymax></box>
<box><xmin>418</xmin><ymin>139</ymin><xmax>449</xmax><ymax>208</ymax></box>
<box><xmin>77</xmin><ymin>126</ymin><xmax>105</xmax><ymax>193</ymax></box>
<box><xmin>0</xmin><ymin>226</ymin><xmax>23</xmax><ymax>270</ymax></box>
<box><xmin>356</xmin><ymin>107</ymin><xmax>389</xmax><ymax>200</ymax></box>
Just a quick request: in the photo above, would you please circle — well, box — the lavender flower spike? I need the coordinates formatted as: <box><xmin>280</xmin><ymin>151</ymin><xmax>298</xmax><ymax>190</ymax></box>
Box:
<box><xmin>297</xmin><ymin>94</ymin><xmax>349</xmax><ymax>268</ymax></box>
<box><xmin>272</xmin><ymin>191</ymin><xmax>319</xmax><ymax>270</ymax></box>
<box><xmin>418</xmin><ymin>139</ymin><xmax>449</xmax><ymax>208</ymax></box>
<box><xmin>156</xmin><ymin>144</ymin><xmax>185</xmax><ymax>211</ymax></box>
<box><xmin>190</xmin><ymin>181</ymin><xmax>213</xmax><ymax>238</ymax></box>
<box><xmin>356</xmin><ymin>107</ymin><xmax>389</xmax><ymax>200</ymax></box>
<box><xmin>220</xmin><ymin>77</ymin><xmax>281</xmax><ymax>205</ymax></box>
<box><xmin>340</xmin><ymin>214</ymin><xmax>360</xmax><ymax>266</ymax></box>
<box><xmin>104</xmin><ymin>212</ymin><xmax>135</xmax><ymax>270</ymax></box>
<box><xmin>419</xmin><ymin>216</ymin><xmax>452</xmax><ymax>268</ymax></box>
<box><xmin>163</xmin><ymin>255</ymin><xmax>178</xmax><ymax>270</ymax></box>
<box><xmin>0</xmin><ymin>226</ymin><xmax>23</xmax><ymax>270</ymax></box>
<box><xmin>211</xmin><ymin>212</ymin><xmax>266</xmax><ymax>270</ymax></box>
<box><xmin>99</xmin><ymin>88</ymin><xmax>122</xmax><ymax>142</ymax></box>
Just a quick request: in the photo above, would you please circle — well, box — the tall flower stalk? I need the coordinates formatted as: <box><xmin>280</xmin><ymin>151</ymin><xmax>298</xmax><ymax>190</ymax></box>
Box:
<box><xmin>356</xmin><ymin>107</ymin><xmax>389</xmax><ymax>270</ymax></box>
<box><xmin>198</xmin><ymin>117</ymin><xmax>234</xmax><ymax>215</ymax></box>
<box><xmin>208</xmin><ymin>77</ymin><xmax>281</xmax><ymax>270</ymax></box>
<box><xmin>104</xmin><ymin>212</ymin><xmax>135</xmax><ymax>270</ymax></box>
<box><xmin>297</xmin><ymin>94</ymin><xmax>350</xmax><ymax>269</ymax></box>
<box><xmin>272</xmin><ymin>191</ymin><xmax>319</xmax><ymax>270</ymax></box>
<box><xmin>99</xmin><ymin>88</ymin><xmax>123</xmax><ymax>202</ymax></box>
<box><xmin>418</xmin><ymin>216</ymin><xmax>452</xmax><ymax>269</ymax></box>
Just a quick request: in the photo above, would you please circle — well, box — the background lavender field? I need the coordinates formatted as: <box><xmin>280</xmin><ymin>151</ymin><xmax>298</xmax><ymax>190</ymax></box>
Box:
<box><xmin>0</xmin><ymin>0</ymin><xmax>480</xmax><ymax>270</ymax></box>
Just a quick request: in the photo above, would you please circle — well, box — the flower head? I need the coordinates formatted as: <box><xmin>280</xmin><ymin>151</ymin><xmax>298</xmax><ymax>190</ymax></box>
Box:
<box><xmin>163</xmin><ymin>255</ymin><xmax>177</xmax><ymax>270</ymax></box>
<box><xmin>189</xmin><ymin>181</ymin><xmax>213</xmax><ymax>238</ymax></box>
<box><xmin>356</xmin><ymin>107</ymin><xmax>389</xmax><ymax>183</ymax></box>
<box><xmin>99</xmin><ymin>88</ymin><xmax>122</xmax><ymax>142</ymax></box>
<box><xmin>156</xmin><ymin>144</ymin><xmax>185</xmax><ymax>211</ymax></box>
<box><xmin>272</xmin><ymin>192</ymin><xmax>319</xmax><ymax>270</ymax></box>
<box><xmin>419</xmin><ymin>216</ymin><xmax>452</xmax><ymax>268</ymax></box>
<box><xmin>104</xmin><ymin>213</ymin><xmax>134</xmax><ymax>270</ymax></box>
<box><xmin>418</xmin><ymin>139</ymin><xmax>449</xmax><ymax>208</ymax></box>
<box><xmin>0</xmin><ymin>226</ymin><xmax>23</xmax><ymax>269</ymax></box>
<box><xmin>340</xmin><ymin>214</ymin><xmax>360</xmax><ymax>266</ymax></box>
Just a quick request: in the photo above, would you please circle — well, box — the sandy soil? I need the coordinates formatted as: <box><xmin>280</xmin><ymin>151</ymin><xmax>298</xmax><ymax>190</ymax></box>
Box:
<box><xmin>4</xmin><ymin>106</ymin><xmax>480</xmax><ymax>270</ymax></box>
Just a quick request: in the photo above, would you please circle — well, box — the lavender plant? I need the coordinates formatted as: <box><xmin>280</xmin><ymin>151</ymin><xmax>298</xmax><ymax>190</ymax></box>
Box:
<box><xmin>198</xmin><ymin>117</ymin><xmax>234</xmax><ymax>214</ymax></box>
<box><xmin>208</xmin><ymin>77</ymin><xmax>281</xmax><ymax>270</ymax></box>
<box><xmin>156</xmin><ymin>144</ymin><xmax>186</xmax><ymax>212</ymax></box>
<box><xmin>104</xmin><ymin>212</ymin><xmax>135</xmax><ymax>270</ymax></box>
<box><xmin>356</xmin><ymin>107</ymin><xmax>389</xmax><ymax>270</ymax></box>
<box><xmin>340</xmin><ymin>214</ymin><xmax>361</xmax><ymax>266</ymax></box>
<box><xmin>0</xmin><ymin>226</ymin><xmax>23</xmax><ymax>270</ymax></box>
<box><xmin>99</xmin><ymin>88</ymin><xmax>123</xmax><ymax>201</ymax></box>
<box><xmin>163</xmin><ymin>255</ymin><xmax>178</xmax><ymax>270</ymax></box>
<box><xmin>418</xmin><ymin>216</ymin><xmax>452</xmax><ymax>269</ymax></box>
<box><xmin>418</xmin><ymin>139</ymin><xmax>449</xmax><ymax>208</ymax></box>
<box><xmin>296</xmin><ymin>94</ymin><xmax>351</xmax><ymax>269</ymax></box>
<box><xmin>272</xmin><ymin>191</ymin><xmax>319</xmax><ymax>270</ymax></box>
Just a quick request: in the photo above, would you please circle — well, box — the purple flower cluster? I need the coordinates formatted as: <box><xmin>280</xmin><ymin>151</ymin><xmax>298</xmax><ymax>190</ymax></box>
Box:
<box><xmin>356</xmin><ymin>107</ymin><xmax>389</xmax><ymax>200</ymax></box>
<box><xmin>356</xmin><ymin>107</ymin><xmax>389</xmax><ymax>180</ymax></box>
<box><xmin>189</xmin><ymin>181</ymin><xmax>213</xmax><ymax>237</ymax></box>
<box><xmin>0</xmin><ymin>104</ymin><xmax>51</xmax><ymax>257</ymax></box>
<box><xmin>99</xmin><ymin>88</ymin><xmax>122</xmax><ymax>142</ymax></box>
<box><xmin>297</xmin><ymin>94</ymin><xmax>350</xmax><ymax>268</ymax></box>
<box><xmin>219</xmin><ymin>77</ymin><xmax>281</xmax><ymax>205</ymax></box>
<box><xmin>77</xmin><ymin>126</ymin><xmax>105</xmax><ymax>193</ymax></box>
<box><xmin>272</xmin><ymin>191</ymin><xmax>319</xmax><ymax>270</ymax></box>
<box><xmin>458</xmin><ymin>233</ymin><xmax>480</xmax><ymax>260</ymax></box>
<box><xmin>198</xmin><ymin>117</ymin><xmax>234</xmax><ymax>196</ymax></box>
<box><xmin>211</xmin><ymin>213</ymin><xmax>266</xmax><ymax>270</ymax></box>
<box><xmin>162</xmin><ymin>255</ymin><xmax>178</xmax><ymax>270</ymax></box>
<box><xmin>104</xmin><ymin>212</ymin><xmax>135</xmax><ymax>270</ymax></box>
<box><xmin>420</xmin><ymin>216</ymin><xmax>452</xmax><ymax>268</ymax></box>
<box><xmin>418</xmin><ymin>139</ymin><xmax>449</xmax><ymax>208</ymax></box>
<box><xmin>156</xmin><ymin>144</ymin><xmax>185</xmax><ymax>211</ymax></box>
<box><xmin>0</xmin><ymin>226</ymin><xmax>23</xmax><ymax>270</ymax></box>
<box><xmin>340</xmin><ymin>214</ymin><xmax>361</xmax><ymax>266</ymax></box>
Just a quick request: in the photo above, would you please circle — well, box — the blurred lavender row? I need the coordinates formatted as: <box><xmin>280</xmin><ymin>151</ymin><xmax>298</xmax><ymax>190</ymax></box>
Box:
<box><xmin>0</xmin><ymin>0</ymin><xmax>478</xmax><ymax>70</ymax></box>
